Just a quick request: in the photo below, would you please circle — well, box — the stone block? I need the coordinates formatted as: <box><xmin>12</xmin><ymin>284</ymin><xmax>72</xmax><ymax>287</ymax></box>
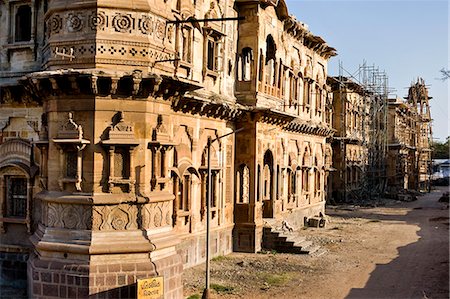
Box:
<box><xmin>59</xmin><ymin>285</ymin><xmax>67</xmax><ymax>298</ymax></box>
<box><xmin>121</xmin><ymin>263</ymin><xmax>135</xmax><ymax>272</ymax></box>
<box><xmin>67</xmin><ymin>286</ymin><xmax>77</xmax><ymax>298</ymax></box>
<box><xmin>33</xmin><ymin>283</ymin><xmax>42</xmax><ymax>295</ymax></box>
<box><xmin>41</xmin><ymin>272</ymin><xmax>52</xmax><ymax>283</ymax></box>
<box><xmin>105</xmin><ymin>274</ymin><xmax>116</xmax><ymax>286</ymax></box>
<box><xmin>108</xmin><ymin>264</ymin><xmax>120</xmax><ymax>273</ymax></box>
<box><xmin>42</xmin><ymin>283</ymin><xmax>59</xmax><ymax>297</ymax></box>
<box><xmin>95</xmin><ymin>275</ymin><xmax>105</xmax><ymax>286</ymax></box>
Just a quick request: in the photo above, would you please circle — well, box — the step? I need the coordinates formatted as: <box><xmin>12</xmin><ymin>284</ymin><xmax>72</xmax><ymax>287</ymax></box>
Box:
<box><xmin>293</xmin><ymin>240</ymin><xmax>313</xmax><ymax>249</ymax></box>
<box><xmin>298</xmin><ymin>244</ymin><xmax>321</xmax><ymax>254</ymax></box>
<box><xmin>286</xmin><ymin>235</ymin><xmax>306</xmax><ymax>243</ymax></box>
<box><xmin>263</xmin><ymin>227</ymin><xmax>323</xmax><ymax>255</ymax></box>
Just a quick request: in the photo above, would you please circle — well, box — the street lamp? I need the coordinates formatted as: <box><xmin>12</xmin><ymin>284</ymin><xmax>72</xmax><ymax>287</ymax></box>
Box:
<box><xmin>202</xmin><ymin>127</ymin><xmax>245</xmax><ymax>299</ymax></box>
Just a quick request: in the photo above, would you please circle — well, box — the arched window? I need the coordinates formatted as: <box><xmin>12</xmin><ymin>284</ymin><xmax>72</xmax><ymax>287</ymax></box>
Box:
<box><xmin>241</xmin><ymin>47</ymin><xmax>253</xmax><ymax>81</ymax></box>
<box><xmin>265</xmin><ymin>35</ymin><xmax>277</xmax><ymax>86</ymax></box>
<box><xmin>172</xmin><ymin>162</ymin><xmax>199</xmax><ymax>227</ymax></box>
<box><xmin>303</xmin><ymin>79</ymin><xmax>311</xmax><ymax>109</ymax></box>
<box><xmin>257</xmin><ymin>164</ymin><xmax>261</xmax><ymax>201</ymax></box>
<box><xmin>180</xmin><ymin>26</ymin><xmax>193</xmax><ymax>63</ymax></box>
<box><xmin>315</xmin><ymin>168</ymin><xmax>321</xmax><ymax>192</ymax></box>
<box><xmin>15</xmin><ymin>5</ymin><xmax>32</xmax><ymax>42</ymax></box>
<box><xmin>263</xmin><ymin>150</ymin><xmax>273</xmax><ymax>201</ymax></box>
<box><xmin>236</xmin><ymin>164</ymin><xmax>250</xmax><ymax>203</ymax></box>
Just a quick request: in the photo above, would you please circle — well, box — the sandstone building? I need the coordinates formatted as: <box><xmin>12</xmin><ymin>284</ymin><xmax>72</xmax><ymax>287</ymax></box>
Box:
<box><xmin>328</xmin><ymin>69</ymin><xmax>390</xmax><ymax>203</ymax></box>
<box><xmin>386</xmin><ymin>79</ymin><xmax>432</xmax><ymax>193</ymax></box>
<box><xmin>0</xmin><ymin>0</ymin><xmax>335</xmax><ymax>297</ymax></box>
<box><xmin>328</xmin><ymin>77</ymin><xmax>370</xmax><ymax>202</ymax></box>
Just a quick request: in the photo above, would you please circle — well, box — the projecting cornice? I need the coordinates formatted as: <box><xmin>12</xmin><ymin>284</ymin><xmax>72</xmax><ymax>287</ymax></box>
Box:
<box><xmin>172</xmin><ymin>91</ymin><xmax>245</xmax><ymax>121</ymax></box>
<box><xmin>284</xmin><ymin>118</ymin><xmax>335</xmax><ymax>137</ymax></box>
<box><xmin>20</xmin><ymin>69</ymin><xmax>202</xmax><ymax>100</ymax></box>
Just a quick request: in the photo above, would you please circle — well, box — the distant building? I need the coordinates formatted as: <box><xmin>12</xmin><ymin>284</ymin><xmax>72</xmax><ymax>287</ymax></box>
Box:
<box><xmin>432</xmin><ymin>159</ymin><xmax>450</xmax><ymax>179</ymax></box>
<box><xmin>386</xmin><ymin>79</ymin><xmax>432</xmax><ymax>192</ymax></box>
<box><xmin>328</xmin><ymin>77</ymin><xmax>370</xmax><ymax>202</ymax></box>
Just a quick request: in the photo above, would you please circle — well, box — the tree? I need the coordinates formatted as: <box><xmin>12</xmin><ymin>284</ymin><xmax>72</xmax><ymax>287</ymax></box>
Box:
<box><xmin>440</xmin><ymin>68</ymin><xmax>450</xmax><ymax>80</ymax></box>
<box><xmin>432</xmin><ymin>137</ymin><xmax>450</xmax><ymax>159</ymax></box>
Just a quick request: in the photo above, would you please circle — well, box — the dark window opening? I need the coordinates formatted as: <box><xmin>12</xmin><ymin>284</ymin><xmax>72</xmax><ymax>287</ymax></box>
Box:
<box><xmin>6</xmin><ymin>177</ymin><xmax>27</xmax><ymax>218</ymax></box>
<box><xmin>180</xmin><ymin>175</ymin><xmax>191</xmax><ymax>211</ymax></box>
<box><xmin>66</xmin><ymin>151</ymin><xmax>78</xmax><ymax>178</ymax></box>
<box><xmin>207</xmin><ymin>39</ymin><xmax>216</xmax><ymax>71</ymax></box>
<box><xmin>15</xmin><ymin>5</ymin><xmax>32</xmax><ymax>42</ymax></box>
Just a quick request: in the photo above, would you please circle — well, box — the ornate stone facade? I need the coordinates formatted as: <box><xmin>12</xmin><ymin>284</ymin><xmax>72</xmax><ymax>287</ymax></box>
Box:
<box><xmin>0</xmin><ymin>0</ymin><xmax>335</xmax><ymax>297</ymax></box>
<box><xmin>386</xmin><ymin>79</ymin><xmax>432</xmax><ymax>192</ymax></box>
<box><xmin>328</xmin><ymin>77</ymin><xmax>370</xmax><ymax>202</ymax></box>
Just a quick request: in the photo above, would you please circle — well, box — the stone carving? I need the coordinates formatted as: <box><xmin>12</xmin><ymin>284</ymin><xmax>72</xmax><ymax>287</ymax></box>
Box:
<box><xmin>139</xmin><ymin>15</ymin><xmax>153</xmax><ymax>34</ymax></box>
<box><xmin>141</xmin><ymin>201</ymin><xmax>172</xmax><ymax>229</ymax></box>
<box><xmin>110</xmin><ymin>208</ymin><xmax>128</xmax><ymax>230</ymax></box>
<box><xmin>242</xmin><ymin>165</ymin><xmax>249</xmax><ymax>203</ymax></box>
<box><xmin>46</xmin><ymin>9</ymin><xmax>170</xmax><ymax>40</ymax></box>
<box><xmin>57</xmin><ymin>112</ymin><xmax>83</xmax><ymax>139</ymax></box>
<box><xmin>46</xmin><ymin>203</ymin><xmax>91</xmax><ymax>230</ymax></box>
<box><xmin>50</xmin><ymin>15</ymin><xmax>63</xmax><ymax>34</ymax></box>
<box><xmin>63</xmin><ymin>205</ymin><xmax>80</xmax><ymax>229</ymax></box>
<box><xmin>155</xmin><ymin>20</ymin><xmax>165</xmax><ymax>39</ymax></box>
<box><xmin>67</xmin><ymin>13</ymin><xmax>84</xmax><ymax>32</ymax></box>
<box><xmin>152</xmin><ymin>114</ymin><xmax>169</xmax><ymax>142</ymax></box>
<box><xmin>47</xmin><ymin>203</ymin><xmax>62</xmax><ymax>228</ymax></box>
<box><xmin>106</xmin><ymin>111</ymin><xmax>135</xmax><ymax>141</ymax></box>
<box><xmin>112</xmin><ymin>13</ymin><xmax>134</xmax><ymax>33</ymax></box>
<box><xmin>153</xmin><ymin>206</ymin><xmax>163</xmax><ymax>227</ymax></box>
<box><xmin>90</xmin><ymin>11</ymin><xmax>107</xmax><ymax>31</ymax></box>
<box><xmin>92</xmin><ymin>208</ymin><xmax>103</xmax><ymax>230</ymax></box>
<box><xmin>92</xmin><ymin>204</ymin><xmax>138</xmax><ymax>231</ymax></box>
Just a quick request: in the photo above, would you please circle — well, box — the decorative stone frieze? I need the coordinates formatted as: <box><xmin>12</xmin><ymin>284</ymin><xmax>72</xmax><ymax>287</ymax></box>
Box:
<box><xmin>92</xmin><ymin>204</ymin><xmax>138</xmax><ymax>231</ymax></box>
<box><xmin>46</xmin><ymin>202</ymin><xmax>92</xmax><ymax>230</ymax></box>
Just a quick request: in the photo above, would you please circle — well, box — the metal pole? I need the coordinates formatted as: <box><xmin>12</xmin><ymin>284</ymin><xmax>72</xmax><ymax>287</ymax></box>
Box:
<box><xmin>202</xmin><ymin>136</ymin><xmax>212</xmax><ymax>299</ymax></box>
<box><xmin>202</xmin><ymin>128</ymin><xmax>245</xmax><ymax>298</ymax></box>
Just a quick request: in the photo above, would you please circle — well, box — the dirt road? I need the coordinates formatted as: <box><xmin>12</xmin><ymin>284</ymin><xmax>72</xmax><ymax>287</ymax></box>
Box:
<box><xmin>183</xmin><ymin>187</ymin><xmax>449</xmax><ymax>299</ymax></box>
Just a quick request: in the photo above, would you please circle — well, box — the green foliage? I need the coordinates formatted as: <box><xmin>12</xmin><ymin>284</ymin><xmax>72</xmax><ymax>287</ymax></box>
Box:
<box><xmin>210</xmin><ymin>283</ymin><xmax>235</xmax><ymax>294</ymax></box>
<box><xmin>260</xmin><ymin>273</ymin><xmax>292</xmax><ymax>286</ymax></box>
<box><xmin>186</xmin><ymin>294</ymin><xmax>201</xmax><ymax>299</ymax></box>
<box><xmin>432</xmin><ymin>137</ymin><xmax>450</xmax><ymax>159</ymax></box>
<box><xmin>211</xmin><ymin>255</ymin><xmax>228</xmax><ymax>262</ymax></box>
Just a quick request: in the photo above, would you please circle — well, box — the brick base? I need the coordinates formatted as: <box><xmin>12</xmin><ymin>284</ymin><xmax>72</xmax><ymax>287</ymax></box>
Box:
<box><xmin>28</xmin><ymin>252</ymin><xmax>183</xmax><ymax>299</ymax></box>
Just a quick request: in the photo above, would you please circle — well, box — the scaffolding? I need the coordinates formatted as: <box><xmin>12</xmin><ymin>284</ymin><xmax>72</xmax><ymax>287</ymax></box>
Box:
<box><xmin>333</xmin><ymin>61</ymin><xmax>391</xmax><ymax>201</ymax></box>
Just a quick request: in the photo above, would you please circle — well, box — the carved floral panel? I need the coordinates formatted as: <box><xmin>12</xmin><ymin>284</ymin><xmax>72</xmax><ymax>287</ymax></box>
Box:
<box><xmin>92</xmin><ymin>204</ymin><xmax>138</xmax><ymax>231</ymax></box>
<box><xmin>46</xmin><ymin>203</ymin><xmax>92</xmax><ymax>230</ymax></box>
<box><xmin>141</xmin><ymin>201</ymin><xmax>172</xmax><ymax>229</ymax></box>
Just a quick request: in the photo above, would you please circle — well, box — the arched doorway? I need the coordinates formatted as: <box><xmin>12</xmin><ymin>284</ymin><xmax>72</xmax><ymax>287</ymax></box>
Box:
<box><xmin>262</xmin><ymin>150</ymin><xmax>274</xmax><ymax>218</ymax></box>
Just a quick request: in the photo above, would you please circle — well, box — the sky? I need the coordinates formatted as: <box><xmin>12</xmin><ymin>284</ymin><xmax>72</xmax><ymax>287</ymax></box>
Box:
<box><xmin>285</xmin><ymin>0</ymin><xmax>449</xmax><ymax>142</ymax></box>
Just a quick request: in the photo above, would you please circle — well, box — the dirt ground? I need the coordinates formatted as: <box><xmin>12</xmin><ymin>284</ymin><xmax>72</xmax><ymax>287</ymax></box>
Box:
<box><xmin>183</xmin><ymin>186</ymin><xmax>449</xmax><ymax>299</ymax></box>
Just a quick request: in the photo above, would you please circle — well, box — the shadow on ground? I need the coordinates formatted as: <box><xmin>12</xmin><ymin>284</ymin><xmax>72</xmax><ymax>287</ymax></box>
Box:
<box><xmin>329</xmin><ymin>189</ymin><xmax>449</xmax><ymax>299</ymax></box>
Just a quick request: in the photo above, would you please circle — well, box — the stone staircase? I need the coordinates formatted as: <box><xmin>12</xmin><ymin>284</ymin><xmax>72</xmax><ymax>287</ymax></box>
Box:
<box><xmin>262</xmin><ymin>218</ymin><xmax>326</xmax><ymax>256</ymax></box>
<box><xmin>262</xmin><ymin>227</ymin><xmax>319</xmax><ymax>254</ymax></box>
